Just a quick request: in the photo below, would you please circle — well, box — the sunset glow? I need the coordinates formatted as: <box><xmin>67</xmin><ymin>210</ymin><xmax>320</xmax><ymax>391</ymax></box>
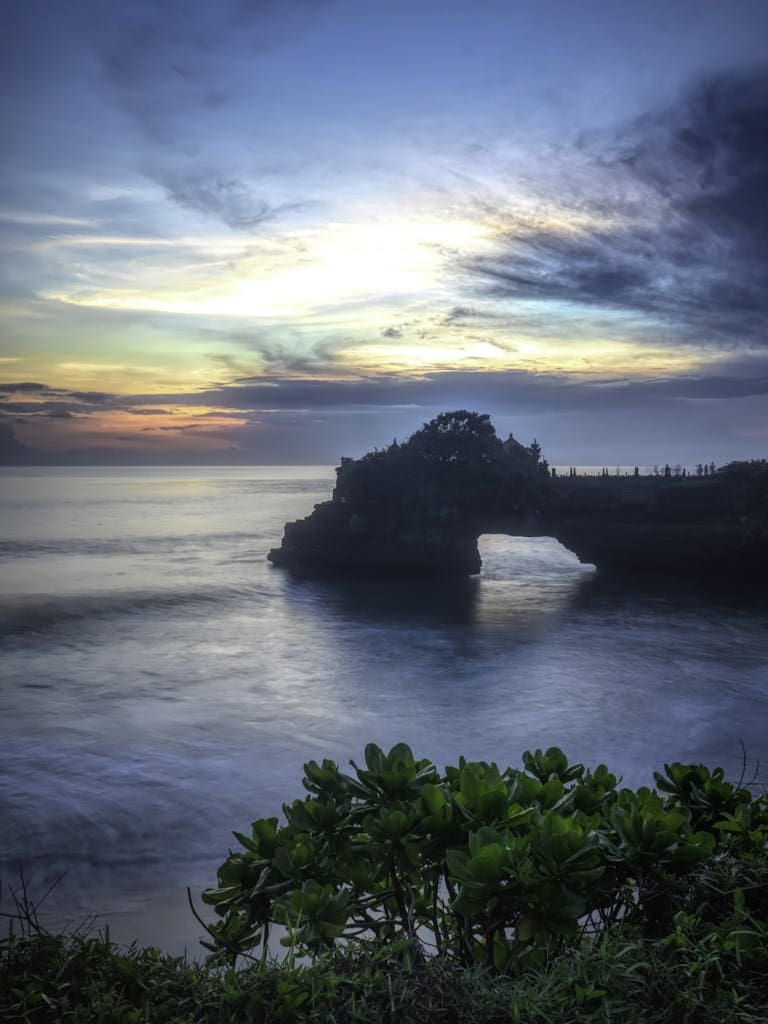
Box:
<box><xmin>1</xmin><ymin>0</ymin><xmax>766</xmax><ymax>465</ymax></box>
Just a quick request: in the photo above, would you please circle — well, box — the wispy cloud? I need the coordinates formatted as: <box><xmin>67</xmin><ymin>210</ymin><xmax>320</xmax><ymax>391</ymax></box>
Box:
<box><xmin>464</xmin><ymin>68</ymin><xmax>768</xmax><ymax>349</ymax></box>
<box><xmin>153</xmin><ymin>168</ymin><xmax>313</xmax><ymax>231</ymax></box>
<box><xmin>96</xmin><ymin>0</ymin><xmax>330</xmax><ymax>143</ymax></box>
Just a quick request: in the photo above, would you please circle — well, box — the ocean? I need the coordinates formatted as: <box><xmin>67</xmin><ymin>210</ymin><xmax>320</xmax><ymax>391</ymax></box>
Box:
<box><xmin>1</xmin><ymin>466</ymin><xmax>766</xmax><ymax>954</ymax></box>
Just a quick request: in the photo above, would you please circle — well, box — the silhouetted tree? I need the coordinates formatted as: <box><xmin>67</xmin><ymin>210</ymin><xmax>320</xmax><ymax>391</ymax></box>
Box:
<box><xmin>406</xmin><ymin>410</ymin><xmax>502</xmax><ymax>465</ymax></box>
<box><xmin>331</xmin><ymin>410</ymin><xmax>550</xmax><ymax>527</ymax></box>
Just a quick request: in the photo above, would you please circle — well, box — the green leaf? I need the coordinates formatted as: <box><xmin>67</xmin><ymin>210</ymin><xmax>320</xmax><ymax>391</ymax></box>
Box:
<box><xmin>364</xmin><ymin>743</ymin><xmax>386</xmax><ymax>774</ymax></box>
<box><xmin>467</xmin><ymin>844</ymin><xmax>504</xmax><ymax>883</ymax></box>
<box><xmin>446</xmin><ymin>848</ymin><xmax>470</xmax><ymax>878</ymax></box>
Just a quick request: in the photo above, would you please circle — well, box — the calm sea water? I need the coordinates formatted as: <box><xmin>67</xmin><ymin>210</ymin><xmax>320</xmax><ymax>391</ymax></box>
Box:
<box><xmin>1</xmin><ymin>466</ymin><xmax>767</xmax><ymax>953</ymax></box>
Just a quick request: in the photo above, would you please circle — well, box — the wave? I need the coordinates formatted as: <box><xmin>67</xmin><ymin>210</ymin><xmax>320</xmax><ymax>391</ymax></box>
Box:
<box><xmin>0</xmin><ymin>583</ymin><xmax>270</xmax><ymax>640</ymax></box>
<box><xmin>0</xmin><ymin>531</ymin><xmax>266</xmax><ymax>559</ymax></box>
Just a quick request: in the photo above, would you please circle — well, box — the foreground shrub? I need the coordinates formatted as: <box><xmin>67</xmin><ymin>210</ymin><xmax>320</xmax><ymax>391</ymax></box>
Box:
<box><xmin>3</xmin><ymin>742</ymin><xmax>768</xmax><ymax>1023</ymax></box>
<box><xmin>202</xmin><ymin>745</ymin><xmax>768</xmax><ymax>969</ymax></box>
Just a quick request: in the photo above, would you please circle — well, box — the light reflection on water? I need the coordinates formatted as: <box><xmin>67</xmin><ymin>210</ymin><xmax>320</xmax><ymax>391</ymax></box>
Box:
<box><xmin>0</xmin><ymin>467</ymin><xmax>766</xmax><ymax>953</ymax></box>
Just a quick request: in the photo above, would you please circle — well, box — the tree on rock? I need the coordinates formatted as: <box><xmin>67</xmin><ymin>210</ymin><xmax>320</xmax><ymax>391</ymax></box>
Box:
<box><xmin>404</xmin><ymin>410</ymin><xmax>502</xmax><ymax>465</ymax></box>
<box><xmin>270</xmin><ymin>411</ymin><xmax>552</xmax><ymax>576</ymax></box>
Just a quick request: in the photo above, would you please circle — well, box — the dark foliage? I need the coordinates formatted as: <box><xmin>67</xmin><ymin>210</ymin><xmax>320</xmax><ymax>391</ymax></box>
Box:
<box><xmin>331</xmin><ymin>410</ymin><xmax>549</xmax><ymax>530</ymax></box>
<box><xmin>202</xmin><ymin>744</ymin><xmax>768</xmax><ymax>977</ymax></box>
<box><xmin>3</xmin><ymin>741</ymin><xmax>768</xmax><ymax>1022</ymax></box>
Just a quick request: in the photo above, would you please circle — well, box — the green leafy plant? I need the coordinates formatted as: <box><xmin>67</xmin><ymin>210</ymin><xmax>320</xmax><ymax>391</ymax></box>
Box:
<box><xmin>202</xmin><ymin>744</ymin><xmax>768</xmax><ymax>970</ymax></box>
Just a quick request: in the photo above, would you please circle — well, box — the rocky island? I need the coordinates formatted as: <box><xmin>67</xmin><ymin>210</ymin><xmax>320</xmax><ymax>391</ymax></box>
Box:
<box><xmin>268</xmin><ymin>411</ymin><xmax>768</xmax><ymax>578</ymax></box>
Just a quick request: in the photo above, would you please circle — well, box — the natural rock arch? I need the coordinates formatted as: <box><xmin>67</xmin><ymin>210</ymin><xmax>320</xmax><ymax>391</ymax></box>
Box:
<box><xmin>268</xmin><ymin>412</ymin><xmax>768</xmax><ymax>579</ymax></box>
<box><xmin>269</xmin><ymin>412</ymin><xmax>549</xmax><ymax>576</ymax></box>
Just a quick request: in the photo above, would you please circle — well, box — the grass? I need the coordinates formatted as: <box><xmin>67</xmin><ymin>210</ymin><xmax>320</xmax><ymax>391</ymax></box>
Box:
<box><xmin>3</xmin><ymin>878</ymin><xmax>768</xmax><ymax>1023</ymax></box>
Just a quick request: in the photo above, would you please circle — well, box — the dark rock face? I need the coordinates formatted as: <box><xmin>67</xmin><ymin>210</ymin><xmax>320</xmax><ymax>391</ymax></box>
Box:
<box><xmin>269</xmin><ymin>507</ymin><xmax>483</xmax><ymax>577</ymax></box>
<box><xmin>539</xmin><ymin>473</ymin><xmax>768</xmax><ymax>578</ymax></box>
<box><xmin>269</xmin><ymin>411</ymin><xmax>546</xmax><ymax>577</ymax></box>
<box><xmin>268</xmin><ymin>412</ymin><xmax>768</xmax><ymax>579</ymax></box>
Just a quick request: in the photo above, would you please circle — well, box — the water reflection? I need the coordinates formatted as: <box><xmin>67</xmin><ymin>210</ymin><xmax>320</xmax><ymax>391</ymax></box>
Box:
<box><xmin>281</xmin><ymin>536</ymin><xmax>596</xmax><ymax>636</ymax></box>
<box><xmin>474</xmin><ymin>535</ymin><xmax>595</xmax><ymax>638</ymax></box>
<box><xmin>286</xmin><ymin>575</ymin><xmax>480</xmax><ymax>627</ymax></box>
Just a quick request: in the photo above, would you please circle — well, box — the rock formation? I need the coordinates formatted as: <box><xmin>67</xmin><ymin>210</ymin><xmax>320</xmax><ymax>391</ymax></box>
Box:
<box><xmin>268</xmin><ymin>411</ymin><xmax>768</xmax><ymax>579</ymax></box>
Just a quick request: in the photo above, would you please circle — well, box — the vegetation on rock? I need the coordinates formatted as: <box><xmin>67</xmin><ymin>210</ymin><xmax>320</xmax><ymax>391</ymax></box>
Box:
<box><xmin>333</xmin><ymin>410</ymin><xmax>548</xmax><ymax>525</ymax></box>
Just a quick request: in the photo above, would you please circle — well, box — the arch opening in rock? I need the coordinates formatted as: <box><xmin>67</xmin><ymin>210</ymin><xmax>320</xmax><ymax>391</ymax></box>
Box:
<box><xmin>476</xmin><ymin>534</ymin><xmax>594</xmax><ymax>580</ymax></box>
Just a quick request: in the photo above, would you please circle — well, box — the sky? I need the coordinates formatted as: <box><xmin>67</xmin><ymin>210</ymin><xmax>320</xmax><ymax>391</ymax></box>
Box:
<box><xmin>1</xmin><ymin>0</ymin><xmax>767</xmax><ymax>466</ymax></box>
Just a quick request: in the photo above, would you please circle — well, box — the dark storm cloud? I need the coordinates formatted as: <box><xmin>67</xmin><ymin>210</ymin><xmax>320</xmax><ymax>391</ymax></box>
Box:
<box><xmin>467</xmin><ymin>69</ymin><xmax>768</xmax><ymax>347</ymax></box>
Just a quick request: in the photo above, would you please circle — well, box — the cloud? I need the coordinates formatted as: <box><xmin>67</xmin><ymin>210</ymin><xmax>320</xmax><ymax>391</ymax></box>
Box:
<box><xmin>97</xmin><ymin>3</ymin><xmax>236</xmax><ymax>142</ymax></box>
<box><xmin>465</xmin><ymin>68</ymin><xmax>768</xmax><ymax>348</ymax></box>
<box><xmin>4</xmin><ymin>347</ymin><xmax>768</xmax><ymax>439</ymax></box>
<box><xmin>0</xmin><ymin>381</ymin><xmax>54</xmax><ymax>395</ymax></box>
<box><xmin>94</xmin><ymin>0</ymin><xmax>330</xmax><ymax>143</ymax></box>
<box><xmin>0</xmin><ymin>382</ymin><xmax>117</xmax><ymax>416</ymax></box>
<box><xmin>148</xmin><ymin>423</ymin><xmax>206</xmax><ymax>431</ymax></box>
<box><xmin>214</xmin><ymin>329</ymin><xmax>347</xmax><ymax>375</ymax></box>
<box><xmin>440</xmin><ymin>306</ymin><xmax>496</xmax><ymax>325</ymax></box>
<box><xmin>4</xmin><ymin>359</ymin><xmax>767</xmax><ymax>465</ymax></box>
<box><xmin>122</xmin><ymin>360</ymin><xmax>768</xmax><ymax>416</ymax></box>
<box><xmin>0</xmin><ymin>422</ymin><xmax>36</xmax><ymax>464</ymax></box>
<box><xmin>69</xmin><ymin>391</ymin><xmax>113</xmax><ymax>404</ymax></box>
<box><xmin>156</xmin><ymin>169</ymin><xmax>305</xmax><ymax>230</ymax></box>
